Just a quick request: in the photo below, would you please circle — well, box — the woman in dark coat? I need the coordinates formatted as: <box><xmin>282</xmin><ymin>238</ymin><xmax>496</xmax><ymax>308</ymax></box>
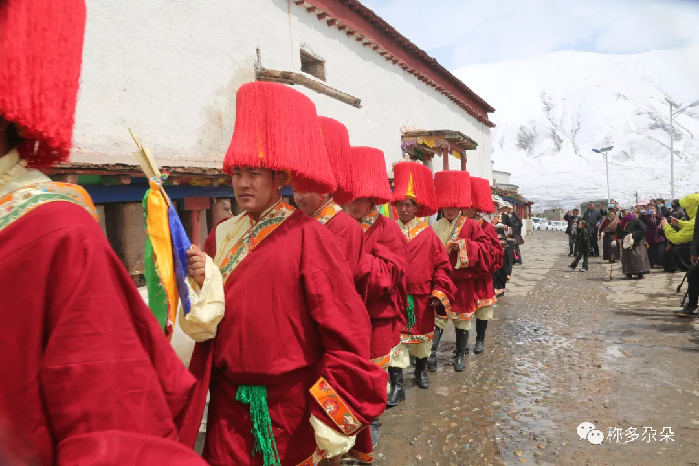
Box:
<box><xmin>642</xmin><ymin>209</ymin><xmax>665</xmax><ymax>268</ymax></box>
<box><xmin>599</xmin><ymin>211</ymin><xmax>620</xmax><ymax>263</ymax></box>
<box><xmin>617</xmin><ymin>210</ymin><xmax>651</xmax><ymax>279</ymax></box>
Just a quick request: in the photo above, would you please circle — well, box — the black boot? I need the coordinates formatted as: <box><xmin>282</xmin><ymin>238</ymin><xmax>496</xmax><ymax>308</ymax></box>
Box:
<box><xmin>474</xmin><ymin>319</ymin><xmax>488</xmax><ymax>354</ymax></box>
<box><xmin>370</xmin><ymin>418</ymin><xmax>382</xmax><ymax>448</ymax></box>
<box><xmin>386</xmin><ymin>368</ymin><xmax>405</xmax><ymax>407</ymax></box>
<box><xmin>427</xmin><ymin>327</ymin><xmax>443</xmax><ymax>372</ymax></box>
<box><xmin>414</xmin><ymin>357</ymin><xmax>429</xmax><ymax>389</ymax></box>
<box><xmin>454</xmin><ymin>329</ymin><xmax>468</xmax><ymax>372</ymax></box>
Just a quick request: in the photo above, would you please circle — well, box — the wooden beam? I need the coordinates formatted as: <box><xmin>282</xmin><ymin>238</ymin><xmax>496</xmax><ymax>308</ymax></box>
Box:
<box><xmin>317</xmin><ymin>12</ymin><xmax>327</xmax><ymax>20</ymax></box>
<box><xmin>257</xmin><ymin>68</ymin><xmax>362</xmax><ymax>108</ymax></box>
<box><xmin>442</xmin><ymin>147</ymin><xmax>449</xmax><ymax>171</ymax></box>
<box><xmin>327</xmin><ymin>18</ymin><xmax>336</xmax><ymax>26</ymax></box>
<box><xmin>460</xmin><ymin>155</ymin><xmax>467</xmax><ymax>171</ymax></box>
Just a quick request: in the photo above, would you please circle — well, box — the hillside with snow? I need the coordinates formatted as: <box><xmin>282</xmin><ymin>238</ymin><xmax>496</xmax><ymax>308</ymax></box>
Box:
<box><xmin>454</xmin><ymin>48</ymin><xmax>699</xmax><ymax>209</ymax></box>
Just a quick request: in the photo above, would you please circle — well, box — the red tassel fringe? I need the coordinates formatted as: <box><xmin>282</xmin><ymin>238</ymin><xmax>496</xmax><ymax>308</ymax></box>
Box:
<box><xmin>391</xmin><ymin>161</ymin><xmax>437</xmax><ymax>217</ymax></box>
<box><xmin>0</xmin><ymin>0</ymin><xmax>86</xmax><ymax>167</ymax></box>
<box><xmin>318</xmin><ymin>116</ymin><xmax>354</xmax><ymax>205</ymax></box>
<box><xmin>471</xmin><ymin>177</ymin><xmax>495</xmax><ymax>213</ymax></box>
<box><xmin>224</xmin><ymin>82</ymin><xmax>336</xmax><ymax>194</ymax></box>
<box><xmin>347</xmin><ymin>146</ymin><xmax>392</xmax><ymax>205</ymax></box>
<box><xmin>434</xmin><ymin>170</ymin><xmax>472</xmax><ymax>209</ymax></box>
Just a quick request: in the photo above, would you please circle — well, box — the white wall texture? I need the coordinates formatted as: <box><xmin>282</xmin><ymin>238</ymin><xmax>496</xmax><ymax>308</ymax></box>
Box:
<box><xmin>74</xmin><ymin>0</ymin><xmax>493</xmax><ymax>180</ymax></box>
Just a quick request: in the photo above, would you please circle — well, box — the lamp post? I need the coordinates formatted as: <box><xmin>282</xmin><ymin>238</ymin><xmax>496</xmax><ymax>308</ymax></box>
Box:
<box><xmin>592</xmin><ymin>145</ymin><xmax>614</xmax><ymax>207</ymax></box>
<box><xmin>666</xmin><ymin>98</ymin><xmax>699</xmax><ymax>199</ymax></box>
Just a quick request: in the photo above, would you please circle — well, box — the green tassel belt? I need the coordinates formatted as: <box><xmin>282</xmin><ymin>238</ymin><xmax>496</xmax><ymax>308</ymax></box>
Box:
<box><xmin>236</xmin><ymin>385</ymin><xmax>281</xmax><ymax>466</ymax></box>
<box><xmin>406</xmin><ymin>294</ymin><xmax>416</xmax><ymax>330</ymax></box>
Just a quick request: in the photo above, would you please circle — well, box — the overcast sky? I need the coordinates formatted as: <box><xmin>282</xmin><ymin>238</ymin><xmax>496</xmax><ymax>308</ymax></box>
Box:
<box><xmin>361</xmin><ymin>0</ymin><xmax>699</xmax><ymax>69</ymax></box>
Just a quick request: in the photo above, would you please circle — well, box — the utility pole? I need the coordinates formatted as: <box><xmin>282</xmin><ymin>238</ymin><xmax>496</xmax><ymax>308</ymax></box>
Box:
<box><xmin>592</xmin><ymin>145</ymin><xmax>614</xmax><ymax>207</ymax></box>
<box><xmin>665</xmin><ymin>98</ymin><xmax>699</xmax><ymax>200</ymax></box>
<box><xmin>635</xmin><ymin>191</ymin><xmax>638</xmax><ymax>206</ymax></box>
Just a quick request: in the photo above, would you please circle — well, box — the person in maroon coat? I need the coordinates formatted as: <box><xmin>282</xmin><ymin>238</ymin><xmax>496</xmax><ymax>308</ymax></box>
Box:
<box><xmin>389</xmin><ymin>161</ymin><xmax>455</xmax><ymax>395</ymax></box>
<box><xmin>431</xmin><ymin>171</ymin><xmax>503</xmax><ymax>371</ymax></box>
<box><xmin>343</xmin><ymin>147</ymin><xmax>408</xmax><ymax>464</ymax></box>
<box><xmin>0</xmin><ymin>1</ymin><xmax>209</xmax><ymax>464</ymax></box>
<box><xmin>294</xmin><ymin>117</ymin><xmax>364</xmax><ymax>275</ymax></box>
<box><xmin>179</xmin><ymin>84</ymin><xmax>388</xmax><ymax>466</ymax></box>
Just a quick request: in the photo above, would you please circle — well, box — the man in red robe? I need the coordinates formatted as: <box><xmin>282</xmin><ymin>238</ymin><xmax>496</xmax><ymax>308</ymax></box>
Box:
<box><xmin>0</xmin><ymin>1</ymin><xmax>207</xmax><ymax>464</ymax></box>
<box><xmin>390</xmin><ymin>161</ymin><xmax>455</xmax><ymax>393</ymax></box>
<box><xmin>178</xmin><ymin>83</ymin><xmax>388</xmax><ymax>466</ymax></box>
<box><xmin>460</xmin><ymin>177</ymin><xmax>505</xmax><ymax>354</ymax></box>
<box><xmin>343</xmin><ymin>146</ymin><xmax>408</xmax><ymax>463</ymax></box>
<box><xmin>293</xmin><ymin>117</ymin><xmax>363</xmax><ymax>274</ymax></box>
<box><xmin>430</xmin><ymin>171</ymin><xmax>502</xmax><ymax>372</ymax></box>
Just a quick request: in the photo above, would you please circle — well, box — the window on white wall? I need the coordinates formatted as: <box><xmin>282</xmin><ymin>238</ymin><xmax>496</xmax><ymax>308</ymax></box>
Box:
<box><xmin>300</xmin><ymin>49</ymin><xmax>326</xmax><ymax>81</ymax></box>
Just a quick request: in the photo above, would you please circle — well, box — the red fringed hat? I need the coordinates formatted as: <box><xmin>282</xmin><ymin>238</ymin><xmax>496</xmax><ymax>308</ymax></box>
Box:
<box><xmin>471</xmin><ymin>177</ymin><xmax>495</xmax><ymax>213</ymax></box>
<box><xmin>318</xmin><ymin>116</ymin><xmax>354</xmax><ymax>205</ymax></box>
<box><xmin>391</xmin><ymin>161</ymin><xmax>438</xmax><ymax>217</ymax></box>
<box><xmin>346</xmin><ymin>146</ymin><xmax>392</xmax><ymax>205</ymax></box>
<box><xmin>435</xmin><ymin>170</ymin><xmax>472</xmax><ymax>209</ymax></box>
<box><xmin>224</xmin><ymin>82</ymin><xmax>336</xmax><ymax>194</ymax></box>
<box><xmin>0</xmin><ymin>0</ymin><xmax>86</xmax><ymax>167</ymax></box>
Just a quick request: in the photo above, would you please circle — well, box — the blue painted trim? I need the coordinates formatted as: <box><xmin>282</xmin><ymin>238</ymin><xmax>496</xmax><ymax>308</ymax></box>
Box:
<box><xmin>85</xmin><ymin>184</ymin><xmax>294</xmax><ymax>203</ymax></box>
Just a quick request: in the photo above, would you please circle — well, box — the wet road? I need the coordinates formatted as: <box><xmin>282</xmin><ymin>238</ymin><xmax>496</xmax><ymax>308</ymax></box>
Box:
<box><xmin>374</xmin><ymin>231</ymin><xmax>699</xmax><ymax>466</ymax></box>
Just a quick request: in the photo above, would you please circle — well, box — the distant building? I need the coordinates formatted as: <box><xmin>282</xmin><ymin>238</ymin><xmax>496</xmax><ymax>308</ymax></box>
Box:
<box><xmin>492</xmin><ymin>170</ymin><xmax>533</xmax><ymax>219</ymax></box>
<box><xmin>541</xmin><ymin>208</ymin><xmax>565</xmax><ymax>221</ymax></box>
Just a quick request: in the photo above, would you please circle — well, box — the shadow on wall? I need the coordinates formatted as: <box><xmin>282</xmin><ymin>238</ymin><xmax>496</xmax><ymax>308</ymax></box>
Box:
<box><xmin>193</xmin><ymin>65</ymin><xmax>255</xmax><ymax>164</ymax></box>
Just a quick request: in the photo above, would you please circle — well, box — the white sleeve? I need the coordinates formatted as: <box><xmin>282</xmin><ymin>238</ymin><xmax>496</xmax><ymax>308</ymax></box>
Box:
<box><xmin>178</xmin><ymin>254</ymin><xmax>225</xmax><ymax>342</ymax></box>
<box><xmin>309</xmin><ymin>415</ymin><xmax>356</xmax><ymax>458</ymax></box>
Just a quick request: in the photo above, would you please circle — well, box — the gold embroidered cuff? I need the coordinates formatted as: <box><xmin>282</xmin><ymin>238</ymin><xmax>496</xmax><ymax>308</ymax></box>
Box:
<box><xmin>310</xmin><ymin>377</ymin><xmax>363</xmax><ymax>436</ymax></box>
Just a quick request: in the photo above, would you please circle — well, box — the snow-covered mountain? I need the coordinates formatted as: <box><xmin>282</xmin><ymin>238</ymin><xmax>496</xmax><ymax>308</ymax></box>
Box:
<box><xmin>454</xmin><ymin>48</ymin><xmax>699</xmax><ymax>209</ymax></box>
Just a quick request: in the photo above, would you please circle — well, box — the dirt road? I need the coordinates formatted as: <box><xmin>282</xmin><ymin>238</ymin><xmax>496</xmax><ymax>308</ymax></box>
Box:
<box><xmin>375</xmin><ymin>231</ymin><xmax>699</xmax><ymax>466</ymax></box>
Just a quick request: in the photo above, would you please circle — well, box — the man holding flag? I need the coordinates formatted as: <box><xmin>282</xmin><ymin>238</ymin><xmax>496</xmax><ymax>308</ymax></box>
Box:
<box><xmin>0</xmin><ymin>0</ymin><xmax>206</xmax><ymax>464</ymax></box>
<box><xmin>178</xmin><ymin>82</ymin><xmax>388</xmax><ymax>466</ymax></box>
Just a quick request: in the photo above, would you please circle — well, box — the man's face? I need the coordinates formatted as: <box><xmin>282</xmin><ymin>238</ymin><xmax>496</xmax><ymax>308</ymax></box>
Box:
<box><xmin>463</xmin><ymin>207</ymin><xmax>478</xmax><ymax>219</ymax></box>
<box><xmin>573</xmin><ymin>210</ymin><xmax>579</xmax><ymax>216</ymax></box>
<box><xmin>395</xmin><ymin>199</ymin><xmax>417</xmax><ymax>224</ymax></box>
<box><xmin>443</xmin><ymin>207</ymin><xmax>461</xmax><ymax>221</ymax></box>
<box><xmin>588</xmin><ymin>203</ymin><xmax>594</xmax><ymax>211</ymax></box>
<box><xmin>293</xmin><ymin>191</ymin><xmax>325</xmax><ymax>216</ymax></box>
<box><xmin>231</xmin><ymin>166</ymin><xmax>281</xmax><ymax>213</ymax></box>
<box><xmin>345</xmin><ymin>197</ymin><xmax>374</xmax><ymax>221</ymax></box>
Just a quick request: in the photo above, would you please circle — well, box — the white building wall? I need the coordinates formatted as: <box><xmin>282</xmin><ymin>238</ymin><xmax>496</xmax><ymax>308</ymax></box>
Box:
<box><xmin>74</xmin><ymin>0</ymin><xmax>493</xmax><ymax>181</ymax></box>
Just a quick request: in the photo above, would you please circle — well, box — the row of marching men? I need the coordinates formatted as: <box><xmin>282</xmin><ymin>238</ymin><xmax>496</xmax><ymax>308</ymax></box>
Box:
<box><xmin>0</xmin><ymin>2</ymin><xmax>506</xmax><ymax>465</ymax></box>
<box><xmin>176</xmin><ymin>81</ymin><xmax>507</xmax><ymax>466</ymax></box>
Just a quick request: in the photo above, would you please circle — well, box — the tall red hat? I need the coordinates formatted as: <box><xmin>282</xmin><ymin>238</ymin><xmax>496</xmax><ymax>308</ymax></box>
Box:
<box><xmin>435</xmin><ymin>170</ymin><xmax>472</xmax><ymax>209</ymax></box>
<box><xmin>318</xmin><ymin>116</ymin><xmax>354</xmax><ymax>205</ymax></box>
<box><xmin>346</xmin><ymin>146</ymin><xmax>392</xmax><ymax>205</ymax></box>
<box><xmin>0</xmin><ymin>0</ymin><xmax>86</xmax><ymax>167</ymax></box>
<box><xmin>224</xmin><ymin>82</ymin><xmax>336</xmax><ymax>194</ymax></box>
<box><xmin>391</xmin><ymin>161</ymin><xmax>438</xmax><ymax>217</ymax></box>
<box><xmin>471</xmin><ymin>177</ymin><xmax>495</xmax><ymax>213</ymax></box>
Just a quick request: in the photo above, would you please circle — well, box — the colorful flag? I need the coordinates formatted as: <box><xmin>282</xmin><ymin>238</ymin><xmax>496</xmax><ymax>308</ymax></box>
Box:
<box><xmin>143</xmin><ymin>179</ymin><xmax>192</xmax><ymax>337</ymax></box>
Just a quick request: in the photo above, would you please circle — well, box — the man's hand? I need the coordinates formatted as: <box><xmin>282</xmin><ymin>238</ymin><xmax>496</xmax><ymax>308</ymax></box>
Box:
<box><xmin>448</xmin><ymin>242</ymin><xmax>460</xmax><ymax>252</ymax></box>
<box><xmin>660</xmin><ymin>218</ymin><xmax>669</xmax><ymax>228</ymax></box>
<box><xmin>186</xmin><ymin>245</ymin><xmax>207</xmax><ymax>287</ymax></box>
<box><xmin>671</xmin><ymin>217</ymin><xmax>680</xmax><ymax>227</ymax></box>
<box><xmin>692</xmin><ymin>255</ymin><xmax>698</xmax><ymax>267</ymax></box>
<box><xmin>429</xmin><ymin>297</ymin><xmax>441</xmax><ymax>308</ymax></box>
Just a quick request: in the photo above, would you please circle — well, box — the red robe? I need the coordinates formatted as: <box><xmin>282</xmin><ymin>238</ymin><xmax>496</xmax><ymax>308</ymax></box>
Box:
<box><xmin>349</xmin><ymin>214</ymin><xmax>407</xmax><ymax>465</ymax></box>
<box><xmin>471</xmin><ymin>220</ymin><xmax>505</xmax><ymax>308</ymax></box>
<box><xmin>402</xmin><ymin>225</ymin><xmax>455</xmax><ymax>340</ymax></box>
<box><xmin>449</xmin><ymin>217</ymin><xmax>503</xmax><ymax>319</ymax></box>
<box><xmin>0</xmin><ymin>200</ymin><xmax>203</xmax><ymax>465</ymax></box>
<box><xmin>354</xmin><ymin>214</ymin><xmax>408</xmax><ymax>361</ymax></box>
<box><xmin>324</xmin><ymin>210</ymin><xmax>364</xmax><ymax>276</ymax></box>
<box><xmin>178</xmin><ymin>211</ymin><xmax>388</xmax><ymax>466</ymax></box>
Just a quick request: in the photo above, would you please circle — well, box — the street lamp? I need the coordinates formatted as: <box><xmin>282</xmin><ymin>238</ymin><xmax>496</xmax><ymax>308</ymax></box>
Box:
<box><xmin>592</xmin><ymin>145</ymin><xmax>614</xmax><ymax>207</ymax></box>
<box><xmin>666</xmin><ymin>97</ymin><xmax>699</xmax><ymax>199</ymax></box>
